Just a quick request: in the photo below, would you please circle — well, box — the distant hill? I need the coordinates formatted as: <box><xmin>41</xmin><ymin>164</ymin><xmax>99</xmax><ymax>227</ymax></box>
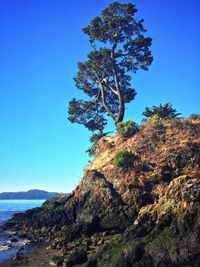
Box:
<box><xmin>0</xmin><ymin>189</ymin><xmax>59</xmax><ymax>200</ymax></box>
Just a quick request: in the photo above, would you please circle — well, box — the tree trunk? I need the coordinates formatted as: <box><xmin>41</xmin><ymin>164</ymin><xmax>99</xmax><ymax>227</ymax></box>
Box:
<box><xmin>97</xmin><ymin>78</ymin><xmax>116</xmax><ymax>122</ymax></box>
<box><xmin>111</xmin><ymin>48</ymin><xmax>125</xmax><ymax>123</ymax></box>
<box><xmin>115</xmin><ymin>89</ymin><xmax>124</xmax><ymax>123</ymax></box>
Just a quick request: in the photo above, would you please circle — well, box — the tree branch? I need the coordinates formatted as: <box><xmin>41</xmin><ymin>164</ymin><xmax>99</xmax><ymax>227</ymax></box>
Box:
<box><xmin>102</xmin><ymin>78</ymin><xmax>118</xmax><ymax>95</ymax></box>
<box><xmin>95</xmin><ymin>74</ymin><xmax>116</xmax><ymax>121</ymax></box>
<box><xmin>93</xmin><ymin>88</ymin><xmax>101</xmax><ymax>103</ymax></box>
<box><xmin>115</xmin><ymin>52</ymin><xmax>132</xmax><ymax>58</ymax></box>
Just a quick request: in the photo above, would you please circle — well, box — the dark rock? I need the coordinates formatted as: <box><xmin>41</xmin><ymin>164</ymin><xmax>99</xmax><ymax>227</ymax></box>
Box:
<box><xmin>49</xmin><ymin>255</ymin><xmax>66</xmax><ymax>266</ymax></box>
<box><xmin>13</xmin><ymin>252</ymin><xmax>22</xmax><ymax>261</ymax></box>
<box><xmin>65</xmin><ymin>248</ymin><xmax>87</xmax><ymax>266</ymax></box>
<box><xmin>10</xmin><ymin>237</ymin><xmax>18</xmax><ymax>242</ymax></box>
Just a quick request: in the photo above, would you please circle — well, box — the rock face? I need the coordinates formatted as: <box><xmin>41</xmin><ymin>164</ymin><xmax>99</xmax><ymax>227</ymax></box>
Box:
<box><xmin>4</xmin><ymin>117</ymin><xmax>200</xmax><ymax>266</ymax></box>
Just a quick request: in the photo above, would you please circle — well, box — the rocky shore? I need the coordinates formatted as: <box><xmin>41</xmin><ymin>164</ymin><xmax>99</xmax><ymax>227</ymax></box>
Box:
<box><xmin>3</xmin><ymin>117</ymin><xmax>200</xmax><ymax>266</ymax></box>
<box><xmin>1</xmin><ymin>245</ymin><xmax>62</xmax><ymax>267</ymax></box>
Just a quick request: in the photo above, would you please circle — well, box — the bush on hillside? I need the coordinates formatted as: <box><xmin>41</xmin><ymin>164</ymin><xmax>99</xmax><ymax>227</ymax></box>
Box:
<box><xmin>112</xmin><ymin>149</ymin><xmax>138</xmax><ymax>168</ymax></box>
<box><xmin>116</xmin><ymin>120</ymin><xmax>139</xmax><ymax>138</ymax></box>
<box><xmin>86</xmin><ymin>144</ymin><xmax>98</xmax><ymax>157</ymax></box>
<box><xmin>146</xmin><ymin>114</ymin><xmax>161</xmax><ymax>126</ymax></box>
<box><xmin>142</xmin><ymin>103</ymin><xmax>181</xmax><ymax>119</ymax></box>
<box><xmin>89</xmin><ymin>132</ymin><xmax>105</xmax><ymax>143</ymax></box>
<box><xmin>87</xmin><ymin>132</ymin><xmax>110</xmax><ymax>157</ymax></box>
<box><xmin>189</xmin><ymin>114</ymin><xmax>199</xmax><ymax>120</ymax></box>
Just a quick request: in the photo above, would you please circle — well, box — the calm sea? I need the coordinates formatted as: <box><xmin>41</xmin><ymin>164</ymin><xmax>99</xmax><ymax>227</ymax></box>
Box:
<box><xmin>0</xmin><ymin>199</ymin><xmax>45</xmax><ymax>265</ymax></box>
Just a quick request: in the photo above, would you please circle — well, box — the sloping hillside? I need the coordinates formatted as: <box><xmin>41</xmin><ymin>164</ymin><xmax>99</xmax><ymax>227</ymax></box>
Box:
<box><xmin>4</xmin><ymin>117</ymin><xmax>200</xmax><ymax>266</ymax></box>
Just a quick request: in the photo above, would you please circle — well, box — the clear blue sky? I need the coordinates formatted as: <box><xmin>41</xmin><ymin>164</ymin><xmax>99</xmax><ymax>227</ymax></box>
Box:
<box><xmin>0</xmin><ymin>0</ymin><xmax>199</xmax><ymax>193</ymax></box>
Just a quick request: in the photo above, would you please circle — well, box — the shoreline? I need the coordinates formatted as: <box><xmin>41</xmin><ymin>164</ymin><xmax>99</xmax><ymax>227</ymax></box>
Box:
<box><xmin>1</xmin><ymin>243</ymin><xmax>62</xmax><ymax>267</ymax></box>
<box><xmin>0</xmin><ymin>199</ymin><xmax>48</xmax><ymax>266</ymax></box>
<box><xmin>0</xmin><ymin>225</ymin><xmax>33</xmax><ymax>266</ymax></box>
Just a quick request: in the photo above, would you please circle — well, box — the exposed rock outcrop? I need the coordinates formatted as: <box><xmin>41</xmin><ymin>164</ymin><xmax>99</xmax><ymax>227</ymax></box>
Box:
<box><xmin>4</xmin><ymin>117</ymin><xmax>200</xmax><ymax>266</ymax></box>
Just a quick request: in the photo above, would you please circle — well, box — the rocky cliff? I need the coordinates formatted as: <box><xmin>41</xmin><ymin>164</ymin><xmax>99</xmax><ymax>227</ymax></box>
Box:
<box><xmin>4</xmin><ymin>117</ymin><xmax>200</xmax><ymax>266</ymax></box>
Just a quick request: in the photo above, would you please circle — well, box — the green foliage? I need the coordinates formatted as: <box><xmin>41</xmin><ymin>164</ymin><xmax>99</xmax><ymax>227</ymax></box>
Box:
<box><xmin>68</xmin><ymin>98</ymin><xmax>106</xmax><ymax>132</ymax></box>
<box><xmin>145</xmin><ymin>114</ymin><xmax>167</xmax><ymax>129</ymax></box>
<box><xmin>146</xmin><ymin>114</ymin><xmax>161</xmax><ymax>126</ymax></box>
<box><xmin>189</xmin><ymin>114</ymin><xmax>199</xmax><ymax>120</ymax></box>
<box><xmin>50</xmin><ymin>255</ymin><xmax>66</xmax><ymax>266</ymax></box>
<box><xmin>86</xmin><ymin>144</ymin><xmax>98</xmax><ymax>157</ymax></box>
<box><xmin>116</xmin><ymin>120</ymin><xmax>139</xmax><ymax>137</ymax></box>
<box><xmin>99</xmin><ymin>180</ymin><xmax>107</xmax><ymax>188</ymax></box>
<box><xmin>50</xmin><ymin>248</ymin><xmax>87</xmax><ymax>266</ymax></box>
<box><xmin>68</xmin><ymin>1</ymin><xmax>153</xmax><ymax>132</ymax></box>
<box><xmin>112</xmin><ymin>149</ymin><xmax>137</xmax><ymax>168</ymax></box>
<box><xmin>143</xmin><ymin>103</ymin><xmax>181</xmax><ymax>119</ymax></box>
<box><xmin>98</xmin><ymin>242</ymin><xmax>124</xmax><ymax>267</ymax></box>
<box><xmin>89</xmin><ymin>132</ymin><xmax>108</xmax><ymax>143</ymax></box>
<box><xmin>86</xmin><ymin>132</ymin><xmax>109</xmax><ymax>157</ymax></box>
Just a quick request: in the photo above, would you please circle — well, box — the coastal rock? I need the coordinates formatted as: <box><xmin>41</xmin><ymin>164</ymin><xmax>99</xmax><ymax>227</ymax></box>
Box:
<box><xmin>12</xmin><ymin>252</ymin><xmax>22</xmax><ymax>261</ymax></box>
<box><xmin>10</xmin><ymin>237</ymin><xmax>18</xmax><ymax>242</ymax></box>
<box><xmin>4</xmin><ymin>117</ymin><xmax>200</xmax><ymax>266</ymax></box>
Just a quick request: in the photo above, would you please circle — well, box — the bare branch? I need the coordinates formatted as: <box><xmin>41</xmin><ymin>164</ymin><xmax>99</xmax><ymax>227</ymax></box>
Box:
<box><xmin>93</xmin><ymin>89</ymin><xmax>101</xmax><ymax>103</ymax></box>
<box><xmin>103</xmin><ymin>80</ymin><xmax>118</xmax><ymax>95</ymax></box>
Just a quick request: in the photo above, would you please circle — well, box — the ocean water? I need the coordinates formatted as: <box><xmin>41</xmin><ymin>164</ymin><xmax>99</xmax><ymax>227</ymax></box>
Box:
<box><xmin>0</xmin><ymin>199</ymin><xmax>45</xmax><ymax>264</ymax></box>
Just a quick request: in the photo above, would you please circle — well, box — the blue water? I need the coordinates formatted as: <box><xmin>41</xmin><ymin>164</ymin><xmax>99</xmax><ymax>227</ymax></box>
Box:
<box><xmin>0</xmin><ymin>199</ymin><xmax>45</xmax><ymax>265</ymax></box>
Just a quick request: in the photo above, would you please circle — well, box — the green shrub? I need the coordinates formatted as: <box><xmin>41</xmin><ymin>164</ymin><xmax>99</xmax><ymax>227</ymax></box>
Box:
<box><xmin>116</xmin><ymin>120</ymin><xmax>139</xmax><ymax>138</ymax></box>
<box><xmin>87</xmin><ymin>132</ymin><xmax>110</xmax><ymax>157</ymax></box>
<box><xmin>189</xmin><ymin>114</ymin><xmax>199</xmax><ymax>120</ymax></box>
<box><xmin>112</xmin><ymin>149</ymin><xmax>137</xmax><ymax>168</ymax></box>
<box><xmin>142</xmin><ymin>103</ymin><xmax>181</xmax><ymax>119</ymax></box>
<box><xmin>49</xmin><ymin>256</ymin><xmax>66</xmax><ymax>266</ymax></box>
<box><xmin>146</xmin><ymin>114</ymin><xmax>161</xmax><ymax>126</ymax></box>
<box><xmin>89</xmin><ymin>132</ymin><xmax>105</xmax><ymax>143</ymax></box>
<box><xmin>86</xmin><ymin>144</ymin><xmax>98</xmax><ymax>157</ymax></box>
<box><xmin>99</xmin><ymin>180</ymin><xmax>107</xmax><ymax>188</ymax></box>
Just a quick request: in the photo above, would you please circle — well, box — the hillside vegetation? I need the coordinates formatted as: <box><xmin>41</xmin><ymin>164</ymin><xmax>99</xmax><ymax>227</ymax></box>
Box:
<box><xmin>4</xmin><ymin>116</ymin><xmax>200</xmax><ymax>267</ymax></box>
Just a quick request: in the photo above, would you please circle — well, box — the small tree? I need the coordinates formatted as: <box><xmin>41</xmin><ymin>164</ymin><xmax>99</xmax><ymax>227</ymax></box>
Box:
<box><xmin>142</xmin><ymin>103</ymin><xmax>181</xmax><ymax>119</ymax></box>
<box><xmin>68</xmin><ymin>1</ymin><xmax>153</xmax><ymax>133</ymax></box>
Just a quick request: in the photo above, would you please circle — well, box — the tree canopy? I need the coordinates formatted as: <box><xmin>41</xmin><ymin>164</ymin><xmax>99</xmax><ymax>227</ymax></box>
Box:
<box><xmin>142</xmin><ymin>103</ymin><xmax>181</xmax><ymax>119</ymax></box>
<box><xmin>68</xmin><ymin>1</ymin><xmax>153</xmax><ymax>133</ymax></box>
